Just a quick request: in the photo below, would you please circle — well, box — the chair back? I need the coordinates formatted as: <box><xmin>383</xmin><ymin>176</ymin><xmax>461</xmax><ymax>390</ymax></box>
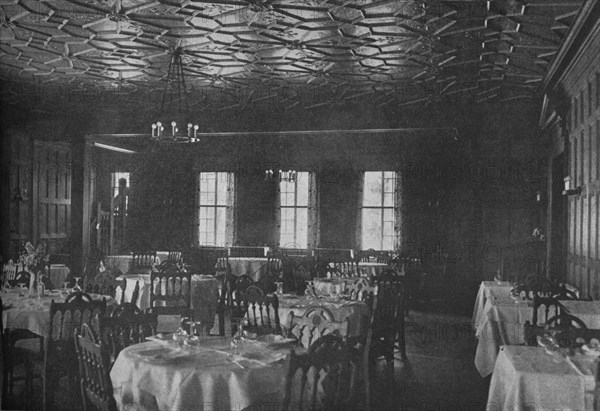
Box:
<box><xmin>167</xmin><ymin>251</ymin><xmax>182</xmax><ymax>264</ymax></box>
<box><xmin>532</xmin><ymin>296</ymin><xmax>566</xmax><ymax>325</ymax></box>
<box><xmin>346</xmin><ymin>278</ymin><xmax>376</xmax><ymax>304</ymax></box>
<box><xmin>282</xmin><ymin>334</ymin><xmax>360</xmax><ymax>411</ymax></box>
<box><xmin>131</xmin><ymin>251</ymin><xmax>157</xmax><ymax>272</ymax></box>
<box><xmin>314</xmin><ymin>248</ymin><xmax>356</xmax><ymax>278</ymax></box>
<box><xmin>2</xmin><ymin>260</ymin><xmax>17</xmax><ymax>281</ymax></box>
<box><xmin>282</xmin><ymin>255</ymin><xmax>314</xmax><ymax>294</ymax></box>
<box><xmin>241</xmin><ymin>288</ymin><xmax>281</xmax><ymax>335</ymax></box>
<box><xmin>86</xmin><ymin>271</ymin><xmax>118</xmax><ymax>297</ymax></box>
<box><xmin>102</xmin><ymin>303</ymin><xmax>157</xmax><ymax>360</ymax></box>
<box><xmin>149</xmin><ymin>266</ymin><xmax>192</xmax><ymax>315</ymax></box>
<box><xmin>75</xmin><ymin>323</ymin><xmax>116</xmax><ymax>411</ymax></box>
<box><xmin>287</xmin><ymin>307</ymin><xmax>348</xmax><ymax>349</ymax></box>
<box><xmin>262</xmin><ymin>253</ymin><xmax>283</xmax><ymax>292</ymax></box>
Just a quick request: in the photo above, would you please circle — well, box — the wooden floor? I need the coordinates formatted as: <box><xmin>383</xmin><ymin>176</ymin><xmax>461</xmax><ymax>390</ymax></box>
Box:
<box><xmin>2</xmin><ymin>309</ymin><xmax>489</xmax><ymax>411</ymax></box>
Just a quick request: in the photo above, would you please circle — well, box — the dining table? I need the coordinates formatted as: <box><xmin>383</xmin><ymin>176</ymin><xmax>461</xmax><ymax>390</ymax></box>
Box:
<box><xmin>486</xmin><ymin>345</ymin><xmax>597</xmax><ymax>410</ymax></box>
<box><xmin>1</xmin><ymin>288</ymin><xmax>115</xmax><ymax>336</ymax></box>
<box><xmin>114</xmin><ymin>274</ymin><xmax>219</xmax><ymax>328</ymax></box>
<box><xmin>110</xmin><ymin>334</ymin><xmax>294</xmax><ymax>411</ymax></box>
<box><xmin>472</xmin><ymin>281</ymin><xmax>513</xmax><ymax>329</ymax></box>
<box><xmin>474</xmin><ymin>296</ymin><xmax>600</xmax><ymax>377</ymax></box>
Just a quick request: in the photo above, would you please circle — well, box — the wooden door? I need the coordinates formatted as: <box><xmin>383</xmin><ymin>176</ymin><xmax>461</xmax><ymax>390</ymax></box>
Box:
<box><xmin>33</xmin><ymin>141</ymin><xmax>72</xmax><ymax>254</ymax></box>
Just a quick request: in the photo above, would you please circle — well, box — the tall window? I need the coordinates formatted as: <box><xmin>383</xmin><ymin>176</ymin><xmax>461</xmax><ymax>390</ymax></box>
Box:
<box><xmin>280</xmin><ymin>172</ymin><xmax>309</xmax><ymax>248</ymax></box>
<box><xmin>198</xmin><ymin>172</ymin><xmax>229</xmax><ymax>246</ymax></box>
<box><xmin>361</xmin><ymin>171</ymin><xmax>396</xmax><ymax>250</ymax></box>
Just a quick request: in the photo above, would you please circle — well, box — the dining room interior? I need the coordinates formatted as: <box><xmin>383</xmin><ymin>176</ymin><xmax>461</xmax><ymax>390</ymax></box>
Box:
<box><xmin>1</xmin><ymin>0</ymin><xmax>600</xmax><ymax>410</ymax></box>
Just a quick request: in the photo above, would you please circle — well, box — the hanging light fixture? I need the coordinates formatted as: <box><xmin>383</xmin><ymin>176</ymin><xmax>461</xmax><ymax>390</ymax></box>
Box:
<box><xmin>150</xmin><ymin>47</ymin><xmax>200</xmax><ymax>142</ymax></box>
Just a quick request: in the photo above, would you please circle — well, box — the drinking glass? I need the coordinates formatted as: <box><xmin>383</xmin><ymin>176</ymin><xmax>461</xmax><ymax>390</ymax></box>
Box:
<box><xmin>305</xmin><ymin>281</ymin><xmax>315</xmax><ymax>300</ymax></box>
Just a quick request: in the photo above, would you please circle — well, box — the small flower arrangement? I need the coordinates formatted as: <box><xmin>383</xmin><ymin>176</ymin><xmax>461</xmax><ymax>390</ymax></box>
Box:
<box><xmin>18</xmin><ymin>241</ymin><xmax>50</xmax><ymax>273</ymax></box>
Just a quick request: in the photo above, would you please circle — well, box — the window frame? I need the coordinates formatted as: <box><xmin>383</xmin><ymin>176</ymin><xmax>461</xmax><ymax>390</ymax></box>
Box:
<box><xmin>279</xmin><ymin>172</ymin><xmax>309</xmax><ymax>248</ymax></box>
<box><xmin>198</xmin><ymin>171</ymin><xmax>228</xmax><ymax>246</ymax></box>
<box><xmin>360</xmin><ymin>171</ymin><xmax>396</xmax><ymax>251</ymax></box>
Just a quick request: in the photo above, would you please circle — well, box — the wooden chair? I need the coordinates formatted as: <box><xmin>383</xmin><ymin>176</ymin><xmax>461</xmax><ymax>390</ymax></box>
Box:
<box><xmin>261</xmin><ymin>252</ymin><xmax>283</xmax><ymax>292</ymax></box>
<box><xmin>148</xmin><ymin>266</ymin><xmax>192</xmax><ymax>318</ymax></box>
<box><xmin>346</xmin><ymin>278</ymin><xmax>376</xmax><ymax>304</ymax></box>
<box><xmin>287</xmin><ymin>307</ymin><xmax>348</xmax><ymax>349</ymax></box>
<box><xmin>43</xmin><ymin>297</ymin><xmax>107</xmax><ymax>411</ymax></box>
<box><xmin>74</xmin><ymin>323</ymin><xmax>117</xmax><ymax>411</ymax></box>
<box><xmin>532</xmin><ymin>296</ymin><xmax>566</xmax><ymax>325</ymax></box>
<box><xmin>282</xmin><ymin>255</ymin><xmax>314</xmax><ymax>294</ymax></box>
<box><xmin>102</xmin><ymin>303</ymin><xmax>157</xmax><ymax>362</ymax></box>
<box><xmin>368</xmin><ymin>277</ymin><xmax>407</xmax><ymax>365</ymax></box>
<box><xmin>314</xmin><ymin>248</ymin><xmax>356</xmax><ymax>278</ymax></box>
<box><xmin>2</xmin><ymin>260</ymin><xmax>17</xmax><ymax>285</ymax></box>
<box><xmin>282</xmin><ymin>334</ymin><xmax>362</xmax><ymax>411</ymax></box>
<box><xmin>1</xmin><ymin>296</ymin><xmax>42</xmax><ymax>409</ymax></box>
<box><xmin>167</xmin><ymin>251</ymin><xmax>182</xmax><ymax>264</ymax></box>
<box><xmin>241</xmin><ymin>287</ymin><xmax>281</xmax><ymax>336</ymax></box>
<box><xmin>130</xmin><ymin>251</ymin><xmax>157</xmax><ymax>274</ymax></box>
<box><xmin>85</xmin><ymin>271</ymin><xmax>118</xmax><ymax>297</ymax></box>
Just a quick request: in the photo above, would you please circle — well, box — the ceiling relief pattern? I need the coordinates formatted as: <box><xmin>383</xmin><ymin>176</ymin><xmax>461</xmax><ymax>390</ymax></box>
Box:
<box><xmin>0</xmin><ymin>0</ymin><xmax>584</xmax><ymax>111</ymax></box>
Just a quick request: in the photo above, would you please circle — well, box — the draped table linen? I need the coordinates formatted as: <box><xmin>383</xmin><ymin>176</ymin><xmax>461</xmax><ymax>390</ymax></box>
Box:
<box><xmin>475</xmin><ymin>297</ymin><xmax>600</xmax><ymax>377</ymax></box>
<box><xmin>47</xmin><ymin>264</ymin><xmax>70</xmax><ymax>289</ymax></box>
<box><xmin>110</xmin><ymin>337</ymin><xmax>290</xmax><ymax>411</ymax></box>
<box><xmin>472</xmin><ymin>281</ymin><xmax>513</xmax><ymax>329</ymax></box>
<box><xmin>486</xmin><ymin>345</ymin><xmax>596</xmax><ymax>411</ymax></box>
<box><xmin>2</xmin><ymin>289</ymin><xmax>115</xmax><ymax>336</ymax></box>
<box><xmin>114</xmin><ymin>274</ymin><xmax>219</xmax><ymax>326</ymax></box>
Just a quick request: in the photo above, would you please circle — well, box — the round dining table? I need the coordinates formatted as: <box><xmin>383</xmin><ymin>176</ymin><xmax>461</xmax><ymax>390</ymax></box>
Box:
<box><xmin>110</xmin><ymin>335</ymin><xmax>292</xmax><ymax>411</ymax></box>
<box><xmin>1</xmin><ymin>288</ymin><xmax>115</xmax><ymax>336</ymax></box>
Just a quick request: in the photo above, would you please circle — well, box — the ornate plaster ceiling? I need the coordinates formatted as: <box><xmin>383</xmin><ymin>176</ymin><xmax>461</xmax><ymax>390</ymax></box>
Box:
<box><xmin>0</xmin><ymin>0</ymin><xmax>585</xmax><ymax>111</ymax></box>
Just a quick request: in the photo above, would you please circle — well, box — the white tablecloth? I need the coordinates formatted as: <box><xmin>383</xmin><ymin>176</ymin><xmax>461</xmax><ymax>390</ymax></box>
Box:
<box><xmin>2</xmin><ymin>289</ymin><xmax>115</xmax><ymax>336</ymax></box>
<box><xmin>475</xmin><ymin>297</ymin><xmax>600</xmax><ymax>377</ymax></box>
<box><xmin>487</xmin><ymin>345</ymin><xmax>596</xmax><ymax>411</ymax></box>
<box><xmin>114</xmin><ymin>274</ymin><xmax>219</xmax><ymax>325</ymax></box>
<box><xmin>278</xmin><ymin>294</ymin><xmax>370</xmax><ymax>338</ymax></box>
<box><xmin>106</xmin><ymin>252</ymin><xmax>169</xmax><ymax>275</ymax></box>
<box><xmin>216</xmin><ymin>257</ymin><xmax>281</xmax><ymax>282</ymax></box>
<box><xmin>110</xmin><ymin>338</ymin><xmax>288</xmax><ymax>411</ymax></box>
<box><xmin>472</xmin><ymin>281</ymin><xmax>513</xmax><ymax>328</ymax></box>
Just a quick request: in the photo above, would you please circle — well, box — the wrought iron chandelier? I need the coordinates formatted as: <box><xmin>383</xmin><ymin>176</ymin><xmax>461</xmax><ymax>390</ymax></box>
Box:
<box><xmin>150</xmin><ymin>47</ymin><xmax>200</xmax><ymax>142</ymax></box>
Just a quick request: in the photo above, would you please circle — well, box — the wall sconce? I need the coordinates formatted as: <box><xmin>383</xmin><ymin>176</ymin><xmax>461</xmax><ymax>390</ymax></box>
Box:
<box><xmin>562</xmin><ymin>176</ymin><xmax>581</xmax><ymax>196</ymax></box>
<box><xmin>535</xmin><ymin>190</ymin><xmax>543</xmax><ymax>202</ymax></box>
<box><xmin>13</xmin><ymin>186</ymin><xmax>29</xmax><ymax>202</ymax></box>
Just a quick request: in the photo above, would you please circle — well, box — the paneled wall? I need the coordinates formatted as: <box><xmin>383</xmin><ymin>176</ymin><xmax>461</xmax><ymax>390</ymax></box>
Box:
<box><xmin>561</xmin><ymin>25</ymin><xmax>600</xmax><ymax>298</ymax></box>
